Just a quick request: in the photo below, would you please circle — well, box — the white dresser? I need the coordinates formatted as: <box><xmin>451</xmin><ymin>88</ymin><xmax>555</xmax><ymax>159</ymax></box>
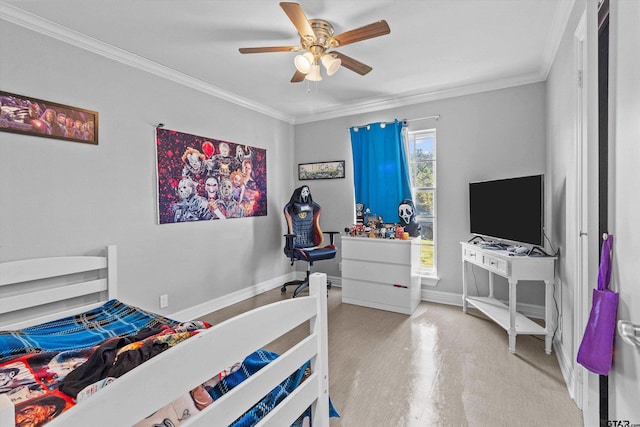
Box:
<box><xmin>341</xmin><ymin>236</ymin><xmax>421</xmax><ymax>315</ymax></box>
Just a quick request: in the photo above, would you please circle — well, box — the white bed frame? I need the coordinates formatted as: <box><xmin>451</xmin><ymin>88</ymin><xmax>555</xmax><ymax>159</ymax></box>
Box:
<box><xmin>0</xmin><ymin>245</ymin><xmax>330</xmax><ymax>427</ymax></box>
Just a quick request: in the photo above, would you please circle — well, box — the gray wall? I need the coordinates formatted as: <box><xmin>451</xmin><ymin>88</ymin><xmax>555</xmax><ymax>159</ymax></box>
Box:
<box><xmin>294</xmin><ymin>82</ymin><xmax>548</xmax><ymax>304</ymax></box>
<box><xmin>0</xmin><ymin>22</ymin><xmax>296</xmax><ymax>314</ymax></box>
<box><xmin>0</xmin><ymin>18</ymin><xmax>551</xmax><ymax>311</ymax></box>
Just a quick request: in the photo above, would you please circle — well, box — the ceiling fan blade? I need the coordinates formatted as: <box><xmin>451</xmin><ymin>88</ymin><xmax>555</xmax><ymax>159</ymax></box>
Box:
<box><xmin>291</xmin><ymin>70</ymin><xmax>306</xmax><ymax>83</ymax></box>
<box><xmin>280</xmin><ymin>2</ymin><xmax>315</xmax><ymax>40</ymax></box>
<box><xmin>332</xmin><ymin>51</ymin><xmax>373</xmax><ymax>75</ymax></box>
<box><xmin>332</xmin><ymin>20</ymin><xmax>390</xmax><ymax>47</ymax></box>
<box><xmin>239</xmin><ymin>46</ymin><xmax>299</xmax><ymax>54</ymax></box>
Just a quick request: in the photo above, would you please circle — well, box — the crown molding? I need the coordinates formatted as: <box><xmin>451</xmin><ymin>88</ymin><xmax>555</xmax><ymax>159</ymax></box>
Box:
<box><xmin>0</xmin><ymin>2</ymin><xmax>296</xmax><ymax>124</ymax></box>
<box><xmin>294</xmin><ymin>71</ymin><xmax>546</xmax><ymax>124</ymax></box>
<box><xmin>291</xmin><ymin>0</ymin><xmax>576</xmax><ymax>125</ymax></box>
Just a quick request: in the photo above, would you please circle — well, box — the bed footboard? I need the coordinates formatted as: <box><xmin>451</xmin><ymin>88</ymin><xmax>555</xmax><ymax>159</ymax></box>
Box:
<box><xmin>1</xmin><ymin>272</ymin><xmax>331</xmax><ymax>427</ymax></box>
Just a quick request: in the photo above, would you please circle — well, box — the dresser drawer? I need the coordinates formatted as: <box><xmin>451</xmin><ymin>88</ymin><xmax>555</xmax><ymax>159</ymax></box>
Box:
<box><xmin>342</xmin><ymin>259</ymin><xmax>412</xmax><ymax>286</ymax></box>
<box><xmin>342</xmin><ymin>238</ymin><xmax>415</xmax><ymax>265</ymax></box>
<box><xmin>342</xmin><ymin>278</ymin><xmax>419</xmax><ymax>315</ymax></box>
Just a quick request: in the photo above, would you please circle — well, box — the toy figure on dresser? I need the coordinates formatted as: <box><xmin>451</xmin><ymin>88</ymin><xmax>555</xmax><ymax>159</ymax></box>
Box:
<box><xmin>383</xmin><ymin>225</ymin><xmax>394</xmax><ymax>239</ymax></box>
<box><xmin>385</xmin><ymin>225</ymin><xmax>396</xmax><ymax>238</ymax></box>
<box><xmin>364</xmin><ymin>209</ymin><xmax>383</xmax><ymax>229</ymax></box>
<box><xmin>347</xmin><ymin>224</ymin><xmax>364</xmax><ymax>236</ymax></box>
<box><xmin>355</xmin><ymin>203</ymin><xmax>365</xmax><ymax>225</ymax></box>
<box><xmin>363</xmin><ymin>208</ymin><xmax>372</xmax><ymax>224</ymax></box>
<box><xmin>398</xmin><ymin>199</ymin><xmax>421</xmax><ymax>237</ymax></box>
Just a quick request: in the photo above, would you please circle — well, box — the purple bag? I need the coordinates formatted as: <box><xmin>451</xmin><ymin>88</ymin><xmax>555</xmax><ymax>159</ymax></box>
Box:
<box><xmin>577</xmin><ymin>235</ymin><xmax>618</xmax><ymax>375</ymax></box>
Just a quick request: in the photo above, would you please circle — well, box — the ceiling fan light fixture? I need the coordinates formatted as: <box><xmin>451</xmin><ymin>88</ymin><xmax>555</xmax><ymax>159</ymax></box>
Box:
<box><xmin>239</xmin><ymin>3</ymin><xmax>390</xmax><ymax>83</ymax></box>
<box><xmin>305</xmin><ymin>64</ymin><xmax>322</xmax><ymax>81</ymax></box>
<box><xmin>321</xmin><ymin>54</ymin><xmax>341</xmax><ymax>76</ymax></box>
<box><xmin>294</xmin><ymin>52</ymin><xmax>314</xmax><ymax>74</ymax></box>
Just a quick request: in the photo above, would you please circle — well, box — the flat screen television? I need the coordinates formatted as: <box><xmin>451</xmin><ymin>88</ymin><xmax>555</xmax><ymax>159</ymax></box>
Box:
<box><xmin>469</xmin><ymin>174</ymin><xmax>544</xmax><ymax>246</ymax></box>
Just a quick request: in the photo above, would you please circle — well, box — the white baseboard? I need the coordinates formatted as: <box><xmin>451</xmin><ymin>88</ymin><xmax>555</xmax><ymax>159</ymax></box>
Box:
<box><xmin>170</xmin><ymin>272</ymin><xmax>296</xmax><ymax>320</ymax></box>
<box><xmin>421</xmin><ymin>288</ymin><xmax>465</xmax><ymax>307</ymax></box>
<box><xmin>512</xmin><ymin>300</ymin><xmax>545</xmax><ymax>320</ymax></box>
<box><xmin>553</xmin><ymin>337</ymin><xmax>579</xmax><ymax>404</ymax></box>
<box><xmin>327</xmin><ymin>275</ymin><xmax>341</xmax><ymax>286</ymax></box>
<box><xmin>292</xmin><ymin>272</ymin><xmax>342</xmax><ymax>287</ymax></box>
<box><xmin>170</xmin><ymin>272</ymin><xmax>341</xmax><ymax>321</ymax></box>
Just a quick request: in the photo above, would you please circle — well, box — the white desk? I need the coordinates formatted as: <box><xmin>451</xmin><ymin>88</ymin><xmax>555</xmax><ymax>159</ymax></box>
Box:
<box><xmin>461</xmin><ymin>242</ymin><xmax>556</xmax><ymax>354</ymax></box>
<box><xmin>342</xmin><ymin>237</ymin><xmax>421</xmax><ymax>315</ymax></box>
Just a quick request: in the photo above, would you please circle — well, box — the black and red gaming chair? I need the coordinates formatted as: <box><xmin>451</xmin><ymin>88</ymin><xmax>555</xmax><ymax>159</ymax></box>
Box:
<box><xmin>282</xmin><ymin>185</ymin><xmax>337</xmax><ymax>297</ymax></box>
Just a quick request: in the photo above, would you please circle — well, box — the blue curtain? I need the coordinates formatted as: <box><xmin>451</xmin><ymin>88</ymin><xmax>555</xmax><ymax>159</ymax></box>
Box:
<box><xmin>349</xmin><ymin>119</ymin><xmax>412</xmax><ymax>223</ymax></box>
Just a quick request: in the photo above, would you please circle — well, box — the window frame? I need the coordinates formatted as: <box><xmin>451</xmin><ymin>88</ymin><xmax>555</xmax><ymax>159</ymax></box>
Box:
<box><xmin>404</xmin><ymin>128</ymin><xmax>438</xmax><ymax>283</ymax></box>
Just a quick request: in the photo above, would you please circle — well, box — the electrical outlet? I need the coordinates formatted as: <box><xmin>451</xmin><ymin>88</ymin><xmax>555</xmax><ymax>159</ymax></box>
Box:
<box><xmin>160</xmin><ymin>294</ymin><xmax>169</xmax><ymax>309</ymax></box>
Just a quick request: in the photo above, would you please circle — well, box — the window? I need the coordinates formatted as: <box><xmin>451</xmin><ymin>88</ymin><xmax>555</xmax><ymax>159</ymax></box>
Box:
<box><xmin>405</xmin><ymin>129</ymin><xmax>437</xmax><ymax>278</ymax></box>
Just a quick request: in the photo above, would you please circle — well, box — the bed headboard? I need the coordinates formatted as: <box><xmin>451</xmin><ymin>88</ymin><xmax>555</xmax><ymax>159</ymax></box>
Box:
<box><xmin>0</xmin><ymin>245</ymin><xmax>117</xmax><ymax>330</ymax></box>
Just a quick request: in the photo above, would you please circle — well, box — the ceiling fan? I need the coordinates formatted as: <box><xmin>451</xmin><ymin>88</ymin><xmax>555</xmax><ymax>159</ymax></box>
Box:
<box><xmin>239</xmin><ymin>2</ymin><xmax>390</xmax><ymax>82</ymax></box>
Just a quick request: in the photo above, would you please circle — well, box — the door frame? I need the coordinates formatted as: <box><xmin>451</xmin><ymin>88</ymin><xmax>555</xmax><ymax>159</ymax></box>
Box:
<box><xmin>573</xmin><ymin>10</ymin><xmax>589</xmax><ymax>411</ymax></box>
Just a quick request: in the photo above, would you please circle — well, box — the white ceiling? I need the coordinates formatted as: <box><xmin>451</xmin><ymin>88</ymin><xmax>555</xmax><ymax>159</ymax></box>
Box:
<box><xmin>0</xmin><ymin>0</ymin><xmax>574</xmax><ymax>124</ymax></box>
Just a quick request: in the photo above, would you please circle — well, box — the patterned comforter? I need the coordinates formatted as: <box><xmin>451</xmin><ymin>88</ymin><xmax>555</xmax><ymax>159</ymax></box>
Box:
<box><xmin>0</xmin><ymin>299</ymin><xmax>338</xmax><ymax>427</ymax></box>
<box><xmin>0</xmin><ymin>299</ymin><xmax>180</xmax><ymax>359</ymax></box>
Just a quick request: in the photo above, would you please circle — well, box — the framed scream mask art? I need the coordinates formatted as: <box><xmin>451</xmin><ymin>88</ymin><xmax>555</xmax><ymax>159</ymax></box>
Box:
<box><xmin>155</xmin><ymin>127</ymin><xmax>267</xmax><ymax>224</ymax></box>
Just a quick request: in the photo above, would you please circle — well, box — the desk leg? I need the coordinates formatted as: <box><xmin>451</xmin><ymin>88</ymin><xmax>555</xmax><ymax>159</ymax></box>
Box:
<box><xmin>488</xmin><ymin>271</ymin><xmax>494</xmax><ymax>299</ymax></box>
<box><xmin>508</xmin><ymin>279</ymin><xmax>517</xmax><ymax>353</ymax></box>
<box><xmin>544</xmin><ymin>280</ymin><xmax>553</xmax><ymax>354</ymax></box>
<box><xmin>462</xmin><ymin>260</ymin><xmax>468</xmax><ymax>313</ymax></box>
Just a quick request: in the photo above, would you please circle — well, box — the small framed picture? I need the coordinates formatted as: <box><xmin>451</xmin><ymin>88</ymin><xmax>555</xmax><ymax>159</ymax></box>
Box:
<box><xmin>298</xmin><ymin>160</ymin><xmax>345</xmax><ymax>180</ymax></box>
<box><xmin>0</xmin><ymin>91</ymin><xmax>98</xmax><ymax>145</ymax></box>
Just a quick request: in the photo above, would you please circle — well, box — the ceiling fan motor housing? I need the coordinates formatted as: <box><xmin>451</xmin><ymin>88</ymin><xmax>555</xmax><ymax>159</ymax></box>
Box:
<box><xmin>301</xmin><ymin>19</ymin><xmax>338</xmax><ymax>59</ymax></box>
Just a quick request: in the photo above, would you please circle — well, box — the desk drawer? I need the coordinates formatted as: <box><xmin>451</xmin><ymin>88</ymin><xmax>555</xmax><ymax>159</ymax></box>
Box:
<box><xmin>482</xmin><ymin>254</ymin><xmax>508</xmax><ymax>275</ymax></box>
<box><xmin>463</xmin><ymin>247</ymin><xmax>482</xmax><ymax>264</ymax></box>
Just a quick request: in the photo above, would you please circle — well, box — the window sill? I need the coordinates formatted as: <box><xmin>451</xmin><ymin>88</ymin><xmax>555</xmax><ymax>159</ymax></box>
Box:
<box><xmin>419</xmin><ymin>274</ymin><xmax>440</xmax><ymax>287</ymax></box>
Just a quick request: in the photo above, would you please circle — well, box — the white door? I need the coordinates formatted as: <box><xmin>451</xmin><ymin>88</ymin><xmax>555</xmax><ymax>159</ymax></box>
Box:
<box><xmin>608</xmin><ymin>0</ymin><xmax>640</xmax><ymax>421</ymax></box>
